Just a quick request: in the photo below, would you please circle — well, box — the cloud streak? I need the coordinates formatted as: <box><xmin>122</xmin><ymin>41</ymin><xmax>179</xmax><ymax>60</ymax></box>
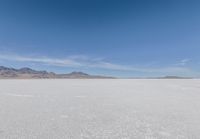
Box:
<box><xmin>0</xmin><ymin>54</ymin><xmax>198</xmax><ymax>76</ymax></box>
<box><xmin>0</xmin><ymin>54</ymin><xmax>81</xmax><ymax>67</ymax></box>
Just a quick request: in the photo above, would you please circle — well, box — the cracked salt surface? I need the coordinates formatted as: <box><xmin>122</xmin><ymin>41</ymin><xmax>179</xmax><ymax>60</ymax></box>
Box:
<box><xmin>0</xmin><ymin>79</ymin><xmax>200</xmax><ymax>139</ymax></box>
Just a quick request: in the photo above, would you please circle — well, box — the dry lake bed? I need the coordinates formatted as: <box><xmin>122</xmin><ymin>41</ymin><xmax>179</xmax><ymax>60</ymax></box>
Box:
<box><xmin>0</xmin><ymin>79</ymin><xmax>200</xmax><ymax>139</ymax></box>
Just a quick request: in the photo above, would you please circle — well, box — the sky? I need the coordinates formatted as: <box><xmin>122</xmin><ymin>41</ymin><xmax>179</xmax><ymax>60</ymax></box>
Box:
<box><xmin>0</xmin><ymin>0</ymin><xmax>200</xmax><ymax>77</ymax></box>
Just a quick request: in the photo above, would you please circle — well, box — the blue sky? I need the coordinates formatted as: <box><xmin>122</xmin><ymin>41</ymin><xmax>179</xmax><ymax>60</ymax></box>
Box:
<box><xmin>0</xmin><ymin>0</ymin><xmax>200</xmax><ymax>77</ymax></box>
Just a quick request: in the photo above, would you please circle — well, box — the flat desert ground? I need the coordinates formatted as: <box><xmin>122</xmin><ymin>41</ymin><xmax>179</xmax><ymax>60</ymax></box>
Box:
<box><xmin>0</xmin><ymin>79</ymin><xmax>200</xmax><ymax>139</ymax></box>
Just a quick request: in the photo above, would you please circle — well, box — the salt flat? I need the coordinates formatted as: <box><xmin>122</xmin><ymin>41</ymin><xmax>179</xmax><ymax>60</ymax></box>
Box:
<box><xmin>0</xmin><ymin>79</ymin><xmax>200</xmax><ymax>139</ymax></box>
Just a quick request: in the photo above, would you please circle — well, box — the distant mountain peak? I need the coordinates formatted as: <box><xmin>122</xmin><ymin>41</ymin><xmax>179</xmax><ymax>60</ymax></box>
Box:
<box><xmin>0</xmin><ymin>66</ymin><xmax>15</xmax><ymax>70</ymax></box>
<box><xmin>18</xmin><ymin>67</ymin><xmax>48</xmax><ymax>74</ymax></box>
<box><xmin>68</xmin><ymin>71</ymin><xmax>89</xmax><ymax>76</ymax></box>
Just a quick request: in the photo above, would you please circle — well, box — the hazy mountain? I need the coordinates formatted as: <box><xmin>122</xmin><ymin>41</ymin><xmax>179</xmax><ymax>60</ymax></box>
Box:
<box><xmin>158</xmin><ymin>76</ymin><xmax>192</xmax><ymax>79</ymax></box>
<box><xmin>0</xmin><ymin>66</ymin><xmax>193</xmax><ymax>79</ymax></box>
<box><xmin>0</xmin><ymin>66</ymin><xmax>114</xmax><ymax>79</ymax></box>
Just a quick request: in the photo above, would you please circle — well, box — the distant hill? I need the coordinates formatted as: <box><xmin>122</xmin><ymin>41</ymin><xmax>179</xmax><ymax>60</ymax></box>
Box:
<box><xmin>158</xmin><ymin>76</ymin><xmax>192</xmax><ymax>79</ymax></box>
<box><xmin>126</xmin><ymin>76</ymin><xmax>193</xmax><ymax>79</ymax></box>
<box><xmin>0</xmin><ymin>66</ymin><xmax>114</xmax><ymax>79</ymax></box>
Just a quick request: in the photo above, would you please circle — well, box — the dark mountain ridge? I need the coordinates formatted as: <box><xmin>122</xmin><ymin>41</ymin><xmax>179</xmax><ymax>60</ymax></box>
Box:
<box><xmin>0</xmin><ymin>66</ymin><xmax>114</xmax><ymax>79</ymax></box>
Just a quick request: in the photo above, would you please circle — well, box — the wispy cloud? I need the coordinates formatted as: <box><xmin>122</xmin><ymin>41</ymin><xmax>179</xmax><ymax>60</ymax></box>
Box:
<box><xmin>0</xmin><ymin>54</ymin><xmax>132</xmax><ymax>71</ymax></box>
<box><xmin>176</xmin><ymin>59</ymin><xmax>191</xmax><ymax>66</ymax></box>
<box><xmin>0</xmin><ymin>54</ymin><xmax>198</xmax><ymax>76</ymax></box>
<box><xmin>0</xmin><ymin>54</ymin><xmax>81</xmax><ymax>67</ymax></box>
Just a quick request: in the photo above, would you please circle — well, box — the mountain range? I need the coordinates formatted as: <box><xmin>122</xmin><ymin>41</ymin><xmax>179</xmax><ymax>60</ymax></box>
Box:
<box><xmin>0</xmin><ymin>66</ymin><xmax>193</xmax><ymax>79</ymax></box>
<box><xmin>0</xmin><ymin>66</ymin><xmax>114</xmax><ymax>79</ymax></box>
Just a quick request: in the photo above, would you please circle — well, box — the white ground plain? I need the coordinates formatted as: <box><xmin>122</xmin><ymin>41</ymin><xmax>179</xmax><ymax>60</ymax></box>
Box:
<box><xmin>0</xmin><ymin>79</ymin><xmax>200</xmax><ymax>139</ymax></box>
